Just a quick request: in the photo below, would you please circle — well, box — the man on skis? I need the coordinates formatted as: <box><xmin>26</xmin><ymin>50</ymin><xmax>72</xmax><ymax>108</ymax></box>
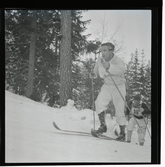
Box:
<box><xmin>126</xmin><ymin>93</ymin><xmax>151</xmax><ymax>146</ymax></box>
<box><xmin>91</xmin><ymin>42</ymin><xmax>127</xmax><ymax>141</ymax></box>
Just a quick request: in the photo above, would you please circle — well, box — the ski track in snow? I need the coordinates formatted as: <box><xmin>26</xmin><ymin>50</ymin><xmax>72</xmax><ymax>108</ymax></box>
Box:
<box><xmin>5</xmin><ymin>91</ymin><xmax>151</xmax><ymax>163</ymax></box>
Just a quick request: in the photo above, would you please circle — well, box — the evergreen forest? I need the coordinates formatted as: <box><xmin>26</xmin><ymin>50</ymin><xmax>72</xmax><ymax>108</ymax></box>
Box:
<box><xmin>5</xmin><ymin>10</ymin><xmax>151</xmax><ymax>111</ymax></box>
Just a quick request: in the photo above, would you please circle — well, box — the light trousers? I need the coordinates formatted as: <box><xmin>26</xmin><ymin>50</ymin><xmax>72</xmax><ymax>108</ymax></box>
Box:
<box><xmin>95</xmin><ymin>83</ymin><xmax>126</xmax><ymax>125</ymax></box>
<box><xmin>127</xmin><ymin>116</ymin><xmax>148</xmax><ymax>143</ymax></box>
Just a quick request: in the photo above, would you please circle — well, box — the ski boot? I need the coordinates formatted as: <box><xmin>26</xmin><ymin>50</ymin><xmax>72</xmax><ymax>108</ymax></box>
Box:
<box><xmin>139</xmin><ymin>142</ymin><xmax>144</xmax><ymax>146</ymax></box>
<box><xmin>116</xmin><ymin>125</ymin><xmax>126</xmax><ymax>141</ymax></box>
<box><xmin>96</xmin><ymin>111</ymin><xmax>107</xmax><ymax>134</ymax></box>
<box><xmin>126</xmin><ymin>130</ymin><xmax>132</xmax><ymax>143</ymax></box>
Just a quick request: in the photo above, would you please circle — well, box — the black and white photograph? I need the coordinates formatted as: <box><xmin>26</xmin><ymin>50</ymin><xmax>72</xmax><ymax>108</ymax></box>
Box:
<box><xmin>3</xmin><ymin>8</ymin><xmax>161</xmax><ymax>165</ymax></box>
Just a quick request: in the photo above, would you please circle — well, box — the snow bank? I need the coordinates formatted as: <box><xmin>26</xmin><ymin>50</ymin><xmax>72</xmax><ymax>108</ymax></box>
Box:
<box><xmin>5</xmin><ymin>91</ymin><xmax>151</xmax><ymax>163</ymax></box>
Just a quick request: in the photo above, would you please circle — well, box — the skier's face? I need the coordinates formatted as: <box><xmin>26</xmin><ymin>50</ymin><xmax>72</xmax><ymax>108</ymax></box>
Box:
<box><xmin>132</xmin><ymin>100</ymin><xmax>141</xmax><ymax>108</ymax></box>
<box><xmin>100</xmin><ymin>45</ymin><xmax>114</xmax><ymax>61</ymax></box>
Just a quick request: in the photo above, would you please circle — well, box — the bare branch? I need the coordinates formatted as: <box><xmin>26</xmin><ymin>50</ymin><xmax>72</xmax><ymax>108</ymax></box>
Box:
<box><xmin>108</xmin><ymin>21</ymin><xmax>123</xmax><ymax>42</ymax></box>
<box><xmin>113</xmin><ymin>34</ymin><xmax>124</xmax><ymax>50</ymax></box>
<box><xmin>98</xmin><ymin>12</ymin><xmax>109</xmax><ymax>43</ymax></box>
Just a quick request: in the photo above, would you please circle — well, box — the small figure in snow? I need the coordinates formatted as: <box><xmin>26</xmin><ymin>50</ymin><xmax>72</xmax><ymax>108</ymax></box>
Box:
<box><xmin>90</xmin><ymin>42</ymin><xmax>127</xmax><ymax>141</ymax></box>
<box><xmin>66</xmin><ymin>99</ymin><xmax>75</xmax><ymax>109</ymax></box>
<box><xmin>125</xmin><ymin>93</ymin><xmax>151</xmax><ymax>146</ymax></box>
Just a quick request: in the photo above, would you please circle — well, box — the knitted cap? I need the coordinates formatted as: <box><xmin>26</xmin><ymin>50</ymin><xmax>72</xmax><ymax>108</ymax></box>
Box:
<box><xmin>101</xmin><ymin>42</ymin><xmax>115</xmax><ymax>50</ymax></box>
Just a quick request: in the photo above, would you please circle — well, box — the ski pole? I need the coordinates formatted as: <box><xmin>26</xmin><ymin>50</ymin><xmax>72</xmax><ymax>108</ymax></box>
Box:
<box><xmin>90</xmin><ymin>72</ymin><xmax>96</xmax><ymax>129</ymax></box>
<box><xmin>106</xmin><ymin>70</ymin><xmax>141</xmax><ymax>128</ymax></box>
<box><xmin>143</xmin><ymin>116</ymin><xmax>151</xmax><ymax>139</ymax></box>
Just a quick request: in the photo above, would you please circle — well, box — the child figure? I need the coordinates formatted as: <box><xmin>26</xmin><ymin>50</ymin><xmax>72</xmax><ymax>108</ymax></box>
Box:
<box><xmin>91</xmin><ymin>42</ymin><xmax>127</xmax><ymax>141</ymax></box>
<box><xmin>125</xmin><ymin>93</ymin><xmax>151</xmax><ymax>146</ymax></box>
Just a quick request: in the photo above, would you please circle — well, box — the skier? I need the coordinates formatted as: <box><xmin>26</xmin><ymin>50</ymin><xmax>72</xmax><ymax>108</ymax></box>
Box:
<box><xmin>125</xmin><ymin>93</ymin><xmax>151</xmax><ymax>146</ymax></box>
<box><xmin>90</xmin><ymin>42</ymin><xmax>127</xmax><ymax>141</ymax></box>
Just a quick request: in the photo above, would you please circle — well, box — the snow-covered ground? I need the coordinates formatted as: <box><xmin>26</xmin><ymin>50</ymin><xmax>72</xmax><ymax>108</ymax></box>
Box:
<box><xmin>5</xmin><ymin>90</ymin><xmax>151</xmax><ymax>163</ymax></box>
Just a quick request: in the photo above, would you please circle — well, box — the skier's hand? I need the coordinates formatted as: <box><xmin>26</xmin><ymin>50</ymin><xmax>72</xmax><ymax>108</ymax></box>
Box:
<box><xmin>101</xmin><ymin>60</ymin><xmax>110</xmax><ymax>70</ymax></box>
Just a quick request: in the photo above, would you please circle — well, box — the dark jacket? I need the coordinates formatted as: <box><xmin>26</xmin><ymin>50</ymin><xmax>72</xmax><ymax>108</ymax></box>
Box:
<box><xmin>125</xmin><ymin>100</ymin><xmax>151</xmax><ymax>119</ymax></box>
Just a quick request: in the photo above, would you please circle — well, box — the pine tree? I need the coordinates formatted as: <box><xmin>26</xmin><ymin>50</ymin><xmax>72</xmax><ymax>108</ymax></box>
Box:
<box><xmin>26</xmin><ymin>10</ymin><xmax>37</xmax><ymax>97</ymax></box>
<box><xmin>126</xmin><ymin>49</ymin><xmax>141</xmax><ymax>98</ymax></box>
<box><xmin>59</xmin><ymin>10</ymin><xmax>72</xmax><ymax>107</ymax></box>
<box><xmin>138</xmin><ymin>49</ymin><xmax>147</xmax><ymax>97</ymax></box>
<box><xmin>125</xmin><ymin>49</ymin><xmax>151</xmax><ymax>109</ymax></box>
<box><xmin>144</xmin><ymin>60</ymin><xmax>151</xmax><ymax>108</ymax></box>
<box><xmin>5</xmin><ymin>10</ymin><xmax>30</xmax><ymax>94</ymax></box>
<box><xmin>5</xmin><ymin>10</ymin><xmax>91</xmax><ymax>107</ymax></box>
<box><xmin>5</xmin><ymin>10</ymin><xmax>61</xmax><ymax>100</ymax></box>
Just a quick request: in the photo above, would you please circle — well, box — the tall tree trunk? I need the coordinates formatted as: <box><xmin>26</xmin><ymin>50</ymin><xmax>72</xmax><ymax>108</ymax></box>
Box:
<box><xmin>26</xmin><ymin>11</ymin><xmax>37</xmax><ymax>97</ymax></box>
<box><xmin>60</xmin><ymin>10</ymin><xmax>72</xmax><ymax>107</ymax></box>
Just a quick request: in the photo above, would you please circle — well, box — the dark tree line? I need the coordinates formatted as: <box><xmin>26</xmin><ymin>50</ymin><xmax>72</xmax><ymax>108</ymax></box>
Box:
<box><xmin>5</xmin><ymin>10</ymin><xmax>90</xmax><ymax>107</ymax></box>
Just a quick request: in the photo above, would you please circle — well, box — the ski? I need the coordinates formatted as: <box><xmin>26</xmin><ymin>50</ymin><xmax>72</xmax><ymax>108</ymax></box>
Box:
<box><xmin>91</xmin><ymin>128</ymin><xmax>115</xmax><ymax>140</ymax></box>
<box><xmin>91</xmin><ymin>128</ymin><xmax>126</xmax><ymax>142</ymax></box>
<box><xmin>53</xmin><ymin>121</ymin><xmax>126</xmax><ymax>142</ymax></box>
<box><xmin>53</xmin><ymin>121</ymin><xmax>91</xmax><ymax>136</ymax></box>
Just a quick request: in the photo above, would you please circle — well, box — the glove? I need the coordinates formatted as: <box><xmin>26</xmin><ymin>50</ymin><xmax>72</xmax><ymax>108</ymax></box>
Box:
<box><xmin>101</xmin><ymin>60</ymin><xmax>110</xmax><ymax>70</ymax></box>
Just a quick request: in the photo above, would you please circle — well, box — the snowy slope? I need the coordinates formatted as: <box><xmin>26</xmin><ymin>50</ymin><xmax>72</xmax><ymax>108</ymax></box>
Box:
<box><xmin>5</xmin><ymin>91</ymin><xmax>151</xmax><ymax>163</ymax></box>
